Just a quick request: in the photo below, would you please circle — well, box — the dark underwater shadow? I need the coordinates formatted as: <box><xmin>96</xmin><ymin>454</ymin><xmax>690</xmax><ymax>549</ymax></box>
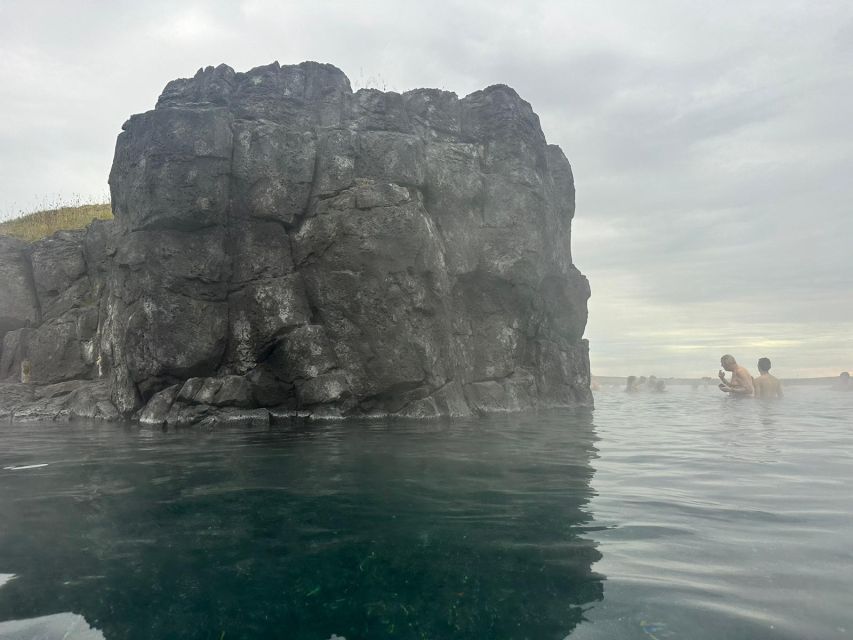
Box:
<box><xmin>0</xmin><ymin>411</ymin><xmax>604</xmax><ymax>639</ymax></box>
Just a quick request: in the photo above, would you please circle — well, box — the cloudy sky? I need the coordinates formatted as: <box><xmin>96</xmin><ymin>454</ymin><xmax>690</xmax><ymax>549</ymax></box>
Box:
<box><xmin>1</xmin><ymin>1</ymin><xmax>851</xmax><ymax>377</ymax></box>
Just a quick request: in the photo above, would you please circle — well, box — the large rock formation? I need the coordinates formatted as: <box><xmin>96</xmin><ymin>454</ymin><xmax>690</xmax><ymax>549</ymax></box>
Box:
<box><xmin>0</xmin><ymin>61</ymin><xmax>591</xmax><ymax>424</ymax></box>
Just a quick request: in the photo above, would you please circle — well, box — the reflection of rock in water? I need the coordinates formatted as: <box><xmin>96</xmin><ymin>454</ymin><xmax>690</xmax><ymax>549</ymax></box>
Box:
<box><xmin>0</xmin><ymin>412</ymin><xmax>603</xmax><ymax>638</ymax></box>
<box><xmin>0</xmin><ymin>613</ymin><xmax>104</xmax><ymax>640</ymax></box>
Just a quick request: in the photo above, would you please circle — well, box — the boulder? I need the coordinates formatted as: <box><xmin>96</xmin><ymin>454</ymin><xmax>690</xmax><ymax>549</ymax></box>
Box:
<box><xmin>3</xmin><ymin>60</ymin><xmax>592</xmax><ymax>423</ymax></box>
<box><xmin>138</xmin><ymin>384</ymin><xmax>180</xmax><ymax>426</ymax></box>
<box><xmin>5</xmin><ymin>313</ymin><xmax>94</xmax><ymax>385</ymax></box>
<box><xmin>0</xmin><ymin>380</ymin><xmax>117</xmax><ymax>423</ymax></box>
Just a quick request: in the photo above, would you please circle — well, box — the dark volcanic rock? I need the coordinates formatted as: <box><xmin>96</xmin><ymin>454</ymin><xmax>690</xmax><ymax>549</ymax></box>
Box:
<box><xmin>30</xmin><ymin>230</ymin><xmax>89</xmax><ymax>321</ymax></box>
<box><xmin>0</xmin><ymin>237</ymin><xmax>39</xmax><ymax>338</ymax></box>
<box><xmin>0</xmin><ymin>224</ymin><xmax>107</xmax><ymax>393</ymax></box>
<box><xmin>0</xmin><ymin>380</ymin><xmax>117</xmax><ymax>423</ymax></box>
<box><xmin>0</xmin><ymin>60</ymin><xmax>592</xmax><ymax>423</ymax></box>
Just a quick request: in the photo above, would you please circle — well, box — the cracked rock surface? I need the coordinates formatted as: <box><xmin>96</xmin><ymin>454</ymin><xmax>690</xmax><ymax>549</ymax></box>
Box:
<box><xmin>0</xmin><ymin>61</ymin><xmax>592</xmax><ymax>424</ymax></box>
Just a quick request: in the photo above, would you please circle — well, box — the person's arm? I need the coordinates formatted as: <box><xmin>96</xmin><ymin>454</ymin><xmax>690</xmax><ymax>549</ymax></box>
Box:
<box><xmin>728</xmin><ymin>370</ymin><xmax>754</xmax><ymax>395</ymax></box>
<box><xmin>776</xmin><ymin>382</ymin><xmax>783</xmax><ymax>398</ymax></box>
<box><xmin>754</xmin><ymin>381</ymin><xmax>762</xmax><ymax>399</ymax></box>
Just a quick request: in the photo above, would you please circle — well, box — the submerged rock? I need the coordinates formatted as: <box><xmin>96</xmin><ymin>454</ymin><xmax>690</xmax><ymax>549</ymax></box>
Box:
<box><xmin>0</xmin><ymin>61</ymin><xmax>592</xmax><ymax>424</ymax></box>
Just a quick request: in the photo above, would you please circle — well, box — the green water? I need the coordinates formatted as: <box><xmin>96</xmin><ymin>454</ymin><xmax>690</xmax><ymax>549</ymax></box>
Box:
<box><xmin>0</xmin><ymin>385</ymin><xmax>851</xmax><ymax>639</ymax></box>
<box><xmin>0</xmin><ymin>412</ymin><xmax>601</xmax><ymax>639</ymax></box>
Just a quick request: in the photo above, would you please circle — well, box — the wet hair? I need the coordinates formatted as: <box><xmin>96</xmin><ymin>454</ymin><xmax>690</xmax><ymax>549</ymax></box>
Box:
<box><xmin>758</xmin><ymin>357</ymin><xmax>771</xmax><ymax>372</ymax></box>
<box><xmin>721</xmin><ymin>354</ymin><xmax>736</xmax><ymax>366</ymax></box>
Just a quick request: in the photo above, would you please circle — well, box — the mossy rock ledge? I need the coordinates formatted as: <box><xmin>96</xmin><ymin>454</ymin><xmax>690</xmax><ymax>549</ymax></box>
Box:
<box><xmin>0</xmin><ymin>61</ymin><xmax>591</xmax><ymax>425</ymax></box>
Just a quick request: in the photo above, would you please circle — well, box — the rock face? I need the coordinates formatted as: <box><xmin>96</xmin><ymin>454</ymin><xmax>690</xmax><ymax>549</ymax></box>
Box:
<box><xmin>0</xmin><ymin>61</ymin><xmax>591</xmax><ymax>424</ymax></box>
<box><xmin>0</xmin><ymin>236</ymin><xmax>39</xmax><ymax>338</ymax></box>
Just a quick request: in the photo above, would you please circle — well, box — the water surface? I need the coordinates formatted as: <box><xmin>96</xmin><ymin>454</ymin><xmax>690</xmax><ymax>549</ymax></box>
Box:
<box><xmin>576</xmin><ymin>385</ymin><xmax>853</xmax><ymax>640</ymax></box>
<box><xmin>1</xmin><ymin>385</ymin><xmax>851</xmax><ymax>639</ymax></box>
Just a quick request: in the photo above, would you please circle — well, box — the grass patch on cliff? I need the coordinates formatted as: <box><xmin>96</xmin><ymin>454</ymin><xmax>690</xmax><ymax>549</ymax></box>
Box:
<box><xmin>0</xmin><ymin>202</ymin><xmax>113</xmax><ymax>242</ymax></box>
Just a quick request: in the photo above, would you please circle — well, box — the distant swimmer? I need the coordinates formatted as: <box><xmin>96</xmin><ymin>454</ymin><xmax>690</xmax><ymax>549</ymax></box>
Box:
<box><xmin>837</xmin><ymin>371</ymin><xmax>851</xmax><ymax>391</ymax></box>
<box><xmin>753</xmin><ymin>357</ymin><xmax>783</xmax><ymax>399</ymax></box>
<box><xmin>718</xmin><ymin>354</ymin><xmax>754</xmax><ymax>396</ymax></box>
<box><xmin>626</xmin><ymin>376</ymin><xmax>639</xmax><ymax>392</ymax></box>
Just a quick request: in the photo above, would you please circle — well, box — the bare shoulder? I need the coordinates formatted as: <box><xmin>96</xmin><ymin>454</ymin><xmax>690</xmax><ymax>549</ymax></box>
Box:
<box><xmin>755</xmin><ymin>374</ymin><xmax>783</xmax><ymax>398</ymax></box>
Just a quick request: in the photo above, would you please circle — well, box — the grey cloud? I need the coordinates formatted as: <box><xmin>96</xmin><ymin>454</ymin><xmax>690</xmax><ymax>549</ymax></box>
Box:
<box><xmin>1</xmin><ymin>0</ymin><xmax>850</xmax><ymax>375</ymax></box>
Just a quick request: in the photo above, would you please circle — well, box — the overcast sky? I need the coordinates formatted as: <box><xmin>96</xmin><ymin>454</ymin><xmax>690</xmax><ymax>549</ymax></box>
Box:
<box><xmin>1</xmin><ymin>0</ymin><xmax>851</xmax><ymax>377</ymax></box>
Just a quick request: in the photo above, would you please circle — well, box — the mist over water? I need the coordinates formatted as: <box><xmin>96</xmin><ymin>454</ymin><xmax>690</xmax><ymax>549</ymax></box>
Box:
<box><xmin>1</xmin><ymin>385</ymin><xmax>851</xmax><ymax>639</ymax></box>
<box><xmin>578</xmin><ymin>384</ymin><xmax>853</xmax><ymax>639</ymax></box>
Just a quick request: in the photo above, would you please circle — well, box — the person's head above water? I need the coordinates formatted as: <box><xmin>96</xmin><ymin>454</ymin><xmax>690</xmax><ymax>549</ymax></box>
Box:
<box><xmin>720</xmin><ymin>354</ymin><xmax>737</xmax><ymax>371</ymax></box>
<box><xmin>758</xmin><ymin>357</ymin><xmax>771</xmax><ymax>373</ymax></box>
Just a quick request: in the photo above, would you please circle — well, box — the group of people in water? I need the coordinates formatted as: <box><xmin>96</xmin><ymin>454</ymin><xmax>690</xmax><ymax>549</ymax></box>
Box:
<box><xmin>617</xmin><ymin>356</ymin><xmax>850</xmax><ymax>397</ymax></box>
<box><xmin>624</xmin><ymin>375</ymin><xmax>667</xmax><ymax>393</ymax></box>
<box><xmin>717</xmin><ymin>354</ymin><xmax>782</xmax><ymax>399</ymax></box>
<box><xmin>622</xmin><ymin>354</ymin><xmax>785</xmax><ymax>398</ymax></box>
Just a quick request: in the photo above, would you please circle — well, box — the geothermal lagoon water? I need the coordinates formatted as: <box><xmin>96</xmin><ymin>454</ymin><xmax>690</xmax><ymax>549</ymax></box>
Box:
<box><xmin>0</xmin><ymin>386</ymin><xmax>851</xmax><ymax>639</ymax></box>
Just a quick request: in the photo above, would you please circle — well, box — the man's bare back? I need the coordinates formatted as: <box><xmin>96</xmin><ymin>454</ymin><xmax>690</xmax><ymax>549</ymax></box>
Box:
<box><xmin>718</xmin><ymin>354</ymin><xmax>754</xmax><ymax>396</ymax></box>
<box><xmin>754</xmin><ymin>358</ymin><xmax>783</xmax><ymax>399</ymax></box>
<box><xmin>754</xmin><ymin>373</ymin><xmax>783</xmax><ymax>399</ymax></box>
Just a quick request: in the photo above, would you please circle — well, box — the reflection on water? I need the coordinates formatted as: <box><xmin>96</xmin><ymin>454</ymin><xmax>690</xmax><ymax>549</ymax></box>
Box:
<box><xmin>3</xmin><ymin>386</ymin><xmax>851</xmax><ymax>639</ymax></box>
<box><xmin>0</xmin><ymin>412</ymin><xmax>603</xmax><ymax>639</ymax></box>
<box><xmin>574</xmin><ymin>385</ymin><xmax>853</xmax><ymax>640</ymax></box>
<box><xmin>0</xmin><ymin>612</ymin><xmax>104</xmax><ymax>640</ymax></box>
